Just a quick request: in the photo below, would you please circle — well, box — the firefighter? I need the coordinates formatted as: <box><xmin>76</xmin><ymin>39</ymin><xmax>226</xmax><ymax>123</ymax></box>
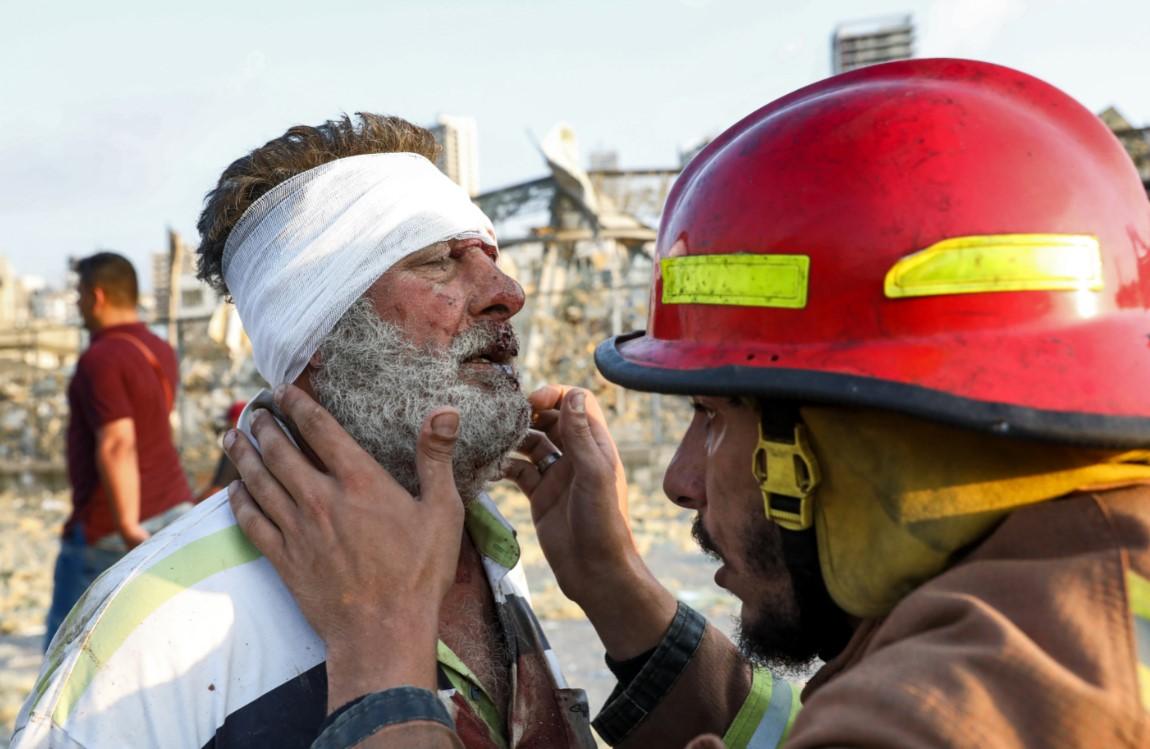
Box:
<box><xmin>225</xmin><ymin>58</ymin><xmax>1150</xmax><ymax>748</ymax></box>
<box><xmin>551</xmin><ymin>56</ymin><xmax>1150</xmax><ymax>747</ymax></box>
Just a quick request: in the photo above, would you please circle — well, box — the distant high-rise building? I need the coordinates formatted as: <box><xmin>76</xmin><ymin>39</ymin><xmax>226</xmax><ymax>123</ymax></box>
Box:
<box><xmin>429</xmin><ymin>115</ymin><xmax>480</xmax><ymax>196</ymax></box>
<box><xmin>0</xmin><ymin>256</ymin><xmax>30</xmax><ymax>326</ymax></box>
<box><xmin>832</xmin><ymin>15</ymin><xmax>914</xmax><ymax>75</ymax></box>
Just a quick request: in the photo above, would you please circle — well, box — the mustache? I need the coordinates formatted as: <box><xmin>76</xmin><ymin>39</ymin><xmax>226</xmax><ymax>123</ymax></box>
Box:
<box><xmin>691</xmin><ymin>515</ymin><xmax>723</xmax><ymax>561</ymax></box>
<box><xmin>451</xmin><ymin>321</ymin><xmax>520</xmax><ymax>363</ymax></box>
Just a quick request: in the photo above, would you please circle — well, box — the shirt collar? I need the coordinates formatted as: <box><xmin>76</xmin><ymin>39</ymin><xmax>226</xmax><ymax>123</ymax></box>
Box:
<box><xmin>465</xmin><ymin>493</ymin><xmax>520</xmax><ymax>570</ymax></box>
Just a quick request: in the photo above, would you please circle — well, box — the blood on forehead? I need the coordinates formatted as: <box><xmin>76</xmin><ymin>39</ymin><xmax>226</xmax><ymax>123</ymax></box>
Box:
<box><xmin>449</xmin><ymin>236</ymin><xmax>498</xmax><ymax>260</ymax></box>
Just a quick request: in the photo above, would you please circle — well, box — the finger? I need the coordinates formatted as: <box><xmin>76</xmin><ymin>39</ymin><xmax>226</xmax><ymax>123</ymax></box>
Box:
<box><xmin>503</xmin><ymin>457</ymin><xmax>570</xmax><ymax>524</ymax></box>
<box><xmin>244</xmin><ymin>390</ymin><xmax>329</xmax><ymax>471</ymax></box>
<box><xmin>530</xmin><ymin>407</ymin><xmax>559</xmax><ymax>430</ymax></box>
<box><xmin>224</xmin><ymin>428</ymin><xmax>303</xmax><ymax>534</ymax></box>
<box><xmin>227</xmin><ymin>480</ymin><xmax>285</xmax><ymax>561</ymax></box>
<box><xmin>528</xmin><ymin>384</ymin><xmax>576</xmax><ymax>413</ymax></box>
<box><xmin>571</xmin><ymin>388</ymin><xmax>623</xmax><ymax>465</ymax></box>
<box><xmin>248</xmin><ymin>409</ymin><xmax>338</xmax><ymax>514</ymax></box>
<box><xmin>515</xmin><ymin>429</ymin><xmax>562</xmax><ymax>463</ymax></box>
<box><xmin>274</xmin><ymin>384</ymin><xmax>395</xmax><ymax>483</ymax></box>
<box><xmin>503</xmin><ymin>457</ymin><xmax>541</xmax><ymax>496</ymax></box>
<box><xmin>566</xmin><ymin>389</ymin><xmax>629</xmax><ymax>515</ymax></box>
<box><xmin>415</xmin><ymin>407</ymin><xmax>462</xmax><ymax>507</ymax></box>
<box><xmin>554</xmin><ymin>388</ymin><xmax>621</xmax><ymax>490</ymax></box>
<box><xmin>558</xmin><ymin>389</ymin><xmax>605</xmax><ymax>472</ymax></box>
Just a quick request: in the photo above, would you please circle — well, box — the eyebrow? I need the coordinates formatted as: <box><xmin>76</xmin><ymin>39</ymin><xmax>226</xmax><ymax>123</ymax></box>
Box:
<box><xmin>451</xmin><ymin>237</ymin><xmax>499</xmax><ymax>259</ymax></box>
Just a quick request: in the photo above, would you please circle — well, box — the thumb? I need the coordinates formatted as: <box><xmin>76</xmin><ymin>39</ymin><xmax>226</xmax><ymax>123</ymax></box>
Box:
<box><xmin>416</xmin><ymin>407</ymin><xmax>461</xmax><ymax>503</ymax></box>
<box><xmin>559</xmin><ymin>390</ymin><xmax>604</xmax><ymax>474</ymax></box>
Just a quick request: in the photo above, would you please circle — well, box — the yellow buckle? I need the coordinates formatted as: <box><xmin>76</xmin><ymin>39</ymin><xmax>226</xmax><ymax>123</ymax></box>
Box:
<box><xmin>753</xmin><ymin>422</ymin><xmax>821</xmax><ymax>531</ymax></box>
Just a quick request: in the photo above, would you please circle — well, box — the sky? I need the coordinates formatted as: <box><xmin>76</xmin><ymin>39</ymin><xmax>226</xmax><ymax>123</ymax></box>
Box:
<box><xmin>1</xmin><ymin>0</ymin><xmax>1148</xmax><ymax>290</ymax></box>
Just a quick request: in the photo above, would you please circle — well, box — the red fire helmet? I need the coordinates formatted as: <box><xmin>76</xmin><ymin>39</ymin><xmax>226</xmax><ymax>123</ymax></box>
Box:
<box><xmin>596</xmin><ymin>59</ymin><xmax>1150</xmax><ymax>447</ymax></box>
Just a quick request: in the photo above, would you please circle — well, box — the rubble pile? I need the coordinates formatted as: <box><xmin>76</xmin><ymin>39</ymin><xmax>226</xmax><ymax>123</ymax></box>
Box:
<box><xmin>515</xmin><ymin>245</ymin><xmax>692</xmax><ymax>452</ymax></box>
<box><xmin>170</xmin><ymin>317</ymin><xmax>265</xmax><ymax>492</ymax></box>
<box><xmin>0</xmin><ymin>490</ymin><xmax>68</xmax><ymax>736</ymax></box>
<box><xmin>0</xmin><ymin>369</ymin><xmax>69</xmax><ymax>469</ymax></box>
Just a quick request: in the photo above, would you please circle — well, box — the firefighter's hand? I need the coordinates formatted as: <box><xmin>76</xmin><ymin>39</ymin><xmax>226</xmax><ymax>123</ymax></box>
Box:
<box><xmin>504</xmin><ymin>385</ymin><xmax>677</xmax><ymax>659</ymax></box>
<box><xmin>224</xmin><ymin>385</ymin><xmax>464</xmax><ymax>706</ymax></box>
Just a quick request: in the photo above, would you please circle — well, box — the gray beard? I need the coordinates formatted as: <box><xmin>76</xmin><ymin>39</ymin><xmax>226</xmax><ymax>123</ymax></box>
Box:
<box><xmin>310</xmin><ymin>298</ymin><xmax>530</xmax><ymax>502</ymax></box>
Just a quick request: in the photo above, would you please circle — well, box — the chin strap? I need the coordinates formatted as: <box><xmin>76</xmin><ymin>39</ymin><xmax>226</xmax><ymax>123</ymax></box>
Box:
<box><xmin>753</xmin><ymin>403</ymin><xmax>821</xmax><ymax>531</ymax></box>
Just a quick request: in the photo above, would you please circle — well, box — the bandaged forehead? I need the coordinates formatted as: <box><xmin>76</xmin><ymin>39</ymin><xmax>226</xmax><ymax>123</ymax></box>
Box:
<box><xmin>222</xmin><ymin>152</ymin><xmax>496</xmax><ymax>386</ymax></box>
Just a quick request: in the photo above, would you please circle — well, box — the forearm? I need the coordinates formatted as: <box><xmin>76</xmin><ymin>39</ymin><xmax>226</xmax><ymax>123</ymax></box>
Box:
<box><xmin>316</xmin><ymin>621</ymin><xmax>453</xmax><ymax>747</ymax></box>
<box><xmin>324</xmin><ymin>629</ymin><xmax>439</xmax><ymax>712</ymax></box>
<box><xmin>96</xmin><ymin>440</ymin><xmax>142</xmax><ymax>536</ymax></box>
<box><xmin>576</xmin><ymin>555</ymin><xmax>679</xmax><ymax>661</ymax></box>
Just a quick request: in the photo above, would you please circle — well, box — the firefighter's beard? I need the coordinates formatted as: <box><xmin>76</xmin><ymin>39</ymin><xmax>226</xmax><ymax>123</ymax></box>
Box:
<box><xmin>692</xmin><ymin>514</ymin><xmax>848</xmax><ymax>675</ymax></box>
<box><xmin>311</xmin><ymin>299</ymin><xmax>530</xmax><ymax>503</ymax></box>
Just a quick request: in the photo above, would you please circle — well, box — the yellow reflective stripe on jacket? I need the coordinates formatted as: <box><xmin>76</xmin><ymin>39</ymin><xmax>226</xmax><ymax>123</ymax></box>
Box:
<box><xmin>1127</xmin><ymin>570</ymin><xmax>1150</xmax><ymax>711</ymax></box>
<box><xmin>723</xmin><ymin>668</ymin><xmax>800</xmax><ymax>749</ymax></box>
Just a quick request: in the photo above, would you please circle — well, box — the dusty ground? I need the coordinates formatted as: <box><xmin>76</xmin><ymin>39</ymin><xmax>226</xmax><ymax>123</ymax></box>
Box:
<box><xmin>0</xmin><ymin>482</ymin><xmax>741</xmax><ymax>746</ymax></box>
<box><xmin>0</xmin><ymin>489</ymin><xmax>69</xmax><ymax>747</ymax></box>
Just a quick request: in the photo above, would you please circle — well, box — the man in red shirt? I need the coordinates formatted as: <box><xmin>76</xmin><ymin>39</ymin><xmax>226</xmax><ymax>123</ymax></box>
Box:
<box><xmin>45</xmin><ymin>251</ymin><xmax>192</xmax><ymax>648</ymax></box>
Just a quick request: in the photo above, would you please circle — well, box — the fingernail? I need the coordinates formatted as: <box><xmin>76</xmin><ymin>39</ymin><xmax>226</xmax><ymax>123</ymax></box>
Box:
<box><xmin>571</xmin><ymin>390</ymin><xmax>586</xmax><ymax>414</ymax></box>
<box><xmin>432</xmin><ymin>411</ymin><xmax>459</xmax><ymax>438</ymax></box>
<box><xmin>223</xmin><ymin>430</ymin><xmax>236</xmax><ymax>450</ymax></box>
<box><xmin>273</xmin><ymin>384</ymin><xmax>287</xmax><ymax>405</ymax></box>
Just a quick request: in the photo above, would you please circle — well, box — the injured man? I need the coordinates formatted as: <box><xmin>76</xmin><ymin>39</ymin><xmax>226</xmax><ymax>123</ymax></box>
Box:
<box><xmin>14</xmin><ymin>113</ymin><xmax>596</xmax><ymax>749</ymax></box>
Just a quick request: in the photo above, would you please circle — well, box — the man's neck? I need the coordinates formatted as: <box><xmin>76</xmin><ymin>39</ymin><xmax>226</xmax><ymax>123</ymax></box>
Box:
<box><xmin>439</xmin><ymin>531</ymin><xmax>511</xmax><ymax>718</ymax></box>
<box><xmin>90</xmin><ymin>308</ymin><xmax>140</xmax><ymax>333</ymax></box>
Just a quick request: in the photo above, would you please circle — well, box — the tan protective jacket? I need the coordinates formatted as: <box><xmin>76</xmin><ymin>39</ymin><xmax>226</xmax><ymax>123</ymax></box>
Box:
<box><xmin>617</xmin><ymin>486</ymin><xmax>1150</xmax><ymax>748</ymax></box>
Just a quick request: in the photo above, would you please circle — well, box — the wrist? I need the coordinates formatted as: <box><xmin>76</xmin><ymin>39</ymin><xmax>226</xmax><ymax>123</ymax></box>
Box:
<box><xmin>578</xmin><ymin>561</ymin><xmax>678</xmax><ymax>660</ymax></box>
<box><xmin>324</xmin><ymin>629</ymin><xmax>439</xmax><ymax>711</ymax></box>
<box><xmin>119</xmin><ymin>523</ymin><xmax>150</xmax><ymax>546</ymax></box>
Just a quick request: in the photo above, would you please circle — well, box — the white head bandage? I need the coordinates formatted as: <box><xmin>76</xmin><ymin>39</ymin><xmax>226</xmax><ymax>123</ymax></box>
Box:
<box><xmin>221</xmin><ymin>152</ymin><xmax>495</xmax><ymax>386</ymax></box>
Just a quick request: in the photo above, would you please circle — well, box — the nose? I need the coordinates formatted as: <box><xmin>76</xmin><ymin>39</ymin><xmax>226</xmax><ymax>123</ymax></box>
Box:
<box><xmin>467</xmin><ymin>252</ymin><xmax>525</xmax><ymax>321</ymax></box>
<box><xmin>663</xmin><ymin>415</ymin><xmax>707</xmax><ymax>510</ymax></box>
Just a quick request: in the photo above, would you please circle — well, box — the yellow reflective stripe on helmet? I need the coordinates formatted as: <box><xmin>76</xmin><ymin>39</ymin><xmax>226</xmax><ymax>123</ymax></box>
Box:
<box><xmin>723</xmin><ymin>668</ymin><xmax>800</xmax><ymax>749</ymax></box>
<box><xmin>884</xmin><ymin>234</ymin><xmax>1103</xmax><ymax>299</ymax></box>
<box><xmin>1128</xmin><ymin>571</ymin><xmax>1150</xmax><ymax>711</ymax></box>
<box><xmin>662</xmin><ymin>255</ymin><xmax>810</xmax><ymax>309</ymax></box>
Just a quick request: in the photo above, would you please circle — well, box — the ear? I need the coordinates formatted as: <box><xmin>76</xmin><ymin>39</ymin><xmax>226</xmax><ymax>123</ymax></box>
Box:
<box><xmin>292</xmin><ymin>365</ymin><xmax>319</xmax><ymax>402</ymax></box>
<box><xmin>91</xmin><ymin>286</ymin><xmax>107</xmax><ymax>309</ymax></box>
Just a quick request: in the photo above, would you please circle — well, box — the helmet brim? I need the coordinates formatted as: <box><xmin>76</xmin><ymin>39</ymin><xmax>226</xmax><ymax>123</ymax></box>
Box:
<box><xmin>596</xmin><ymin>331</ymin><xmax>1150</xmax><ymax>449</ymax></box>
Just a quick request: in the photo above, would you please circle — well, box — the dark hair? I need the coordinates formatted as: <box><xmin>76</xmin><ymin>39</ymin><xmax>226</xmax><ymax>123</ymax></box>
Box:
<box><xmin>74</xmin><ymin>252</ymin><xmax>138</xmax><ymax>307</ymax></box>
<box><xmin>195</xmin><ymin>112</ymin><xmax>441</xmax><ymax>297</ymax></box>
